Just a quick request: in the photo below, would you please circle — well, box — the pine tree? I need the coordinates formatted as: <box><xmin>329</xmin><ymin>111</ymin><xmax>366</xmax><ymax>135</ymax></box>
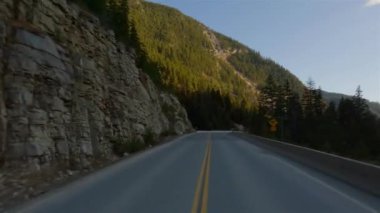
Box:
<box><xmin>281</xmin><ymin>80</ymin><xmax>293</xmax><ymax>117</ymax></box>
<box><xmin>286</xmin><ymin>93</ymin><xmax>303</xmax><ymax>142</ymax></box>
<box><xmin>338</xmin><ymin>97</ymin><xmax>355</xmax><ymax>127</ymax></box>
<box><xmin>324</xmin><ymin>101</ymin><xmax>337</xmax><ymax>120</ymax></box>
<box><xmin>352</xmin><ymin>85</ymin><xmax>368</xmax><ymax>118</ymax></box>
<box><xmin>302</xmin><ymin>78</ymin><xmax>316</xmax><ymax>118</ymax></box>
<box><xmin>260</xmin><ymin>74</ymin><xmax>278</xmax><ymax>118</ymax></box>
<box><xmin>314</xmin><ymin>87</ymin><xmax>324</xmax><ymax>116</ymax></box>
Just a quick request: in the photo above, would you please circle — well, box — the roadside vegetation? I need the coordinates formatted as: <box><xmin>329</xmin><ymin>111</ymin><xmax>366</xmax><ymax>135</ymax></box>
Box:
<box><xmin>69</xmin><ymin>0</ymin><xmax>380</xmax><ymax>163</ymax></box>
<box><xmin>110</xmin><ymin>136</ymin><xmax>145</xmax><ymax>157</ymax></box>
<box><xmin>252</xmin><ymin>78</ymin><xmax>380</xmax><ymax>163</ymax></box>
<box><xmin>110</xmin><ymin>129</ymin><xmax>159</xmax><ymax>157</ymax></box>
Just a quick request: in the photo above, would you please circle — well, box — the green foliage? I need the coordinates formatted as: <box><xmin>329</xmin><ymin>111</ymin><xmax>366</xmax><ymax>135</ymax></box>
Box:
<box><xmin>129</xmin><ymin>2</ymin><xmax>259</xmax><ymax>109</ymax></box>
<box><xmin>183</xmin><ymin>90</ymin><xmax>234</xmax><ymax>130</ymax></box>
<box><xmin>69</xmin><ymin>0</ymin><xmax>130</xmax><ymax>43</ymax></box>
<box><xmin>128</xmin><ymin>1</ymin><xmax>306</xmax><ymax>112</ymax></box>
<box><xmin>70</xmin><ymin>0</ymin><xmax>379</xmax><ymax>163</ymax></box>
<box><xmin>110</xmin><ymin>130</ymin><xmax>158</xmax><ymax>157</ymax></box>
<box><xmin>143</xmin><ymin>128</ymin><xmax>157</xmax><ymax>146</ymax></box>
<box><xmin>110</xmin><ymin>136</ymin><xmax>145</xmax><ymax>156</ymax></box>
<box><xmin>214</xmin><ymin>32</ymin><xmax>304</xmax><ymax>93</ymax></box>
<box><xmin>160</xmin><ymin>129</ymin><xmax>177</xmax><ymax>137</ymax></box>
<box><xmin>71</xmin><ymin>0</ymin><xmax>305</xmax><ymax>126</ymax></box>
<box><xmin>254</xmin><ymin>80</ymin><xmax>380</xmax><ymax>163</ymax></box>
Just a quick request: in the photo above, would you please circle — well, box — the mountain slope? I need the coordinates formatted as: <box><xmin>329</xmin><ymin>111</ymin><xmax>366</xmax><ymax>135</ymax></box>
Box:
<box><xmin>211</xmin><ymin>31</ymin><xmax>305</xmax><ymax>93</ymax></box>
<box><xmin>323</xmin><ymin>91</ymin><xmax>380</xmax><ymax>117</ymax></box>
<box><xmin>130</xmin><ymin>1</ymin><xmax>380</xmax><ymax>119</ymax></box>
<box><xmin>129</xmin><ymin>1</ymin><xmax>304</xmax><ymax>109</ymax></box>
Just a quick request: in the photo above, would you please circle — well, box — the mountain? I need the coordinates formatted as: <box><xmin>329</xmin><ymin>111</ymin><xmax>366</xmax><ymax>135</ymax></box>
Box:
<box><xmin>128</xmin><ymin>1</ymin><xmax>380</xmax><ymax>123</ymax></box>
<box><xmin>0</xmin><ymin>1</ymin><xmax>379</xmax><ymax>207</ymax></box>
<box><xmin>322</xmin><ymin>91</ymin><xmax>380</xmax><ymax>117</ymax></box>
<box><xmin>129</xmin><ymin>1</ymin><xmax>304</xmax><ymax>108</ymax></box>
<box><xmin>368</xmin><ymin>102</ymin><xmax>380</xmax><ymax>117</ymax></box>
<box><xmin>127</xmin><ymin>0</ymin><xmax>380</xmax><ymax>128</ymax></box>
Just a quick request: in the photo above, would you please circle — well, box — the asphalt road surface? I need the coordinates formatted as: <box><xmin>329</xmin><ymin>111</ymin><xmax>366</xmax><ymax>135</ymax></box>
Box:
<box><xmin>17</xmin><ymin>131</ymin><xmax>380</xmax><ymax>213</ymax></box>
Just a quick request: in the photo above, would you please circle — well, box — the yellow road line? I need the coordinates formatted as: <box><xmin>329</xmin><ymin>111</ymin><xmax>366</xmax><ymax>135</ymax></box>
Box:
<box><xmin>201</xmin><ymin>141</ymin><xmax>212</xmax><ymax>213</ymax></box>
<box><xmin>191</xmin><ymin>142</ymin><xmax>210</xmax><ymax>213</ymax></box>
<box><xmin>191</xmin><ymin>134</ymin><xmax>212</xmax><ymax>213</ymax></box>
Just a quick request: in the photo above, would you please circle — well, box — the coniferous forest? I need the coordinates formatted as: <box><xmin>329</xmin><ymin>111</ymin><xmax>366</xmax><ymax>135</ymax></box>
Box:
<box><xmin>70</xmin><ymin>0</ymin><xmax>380</xmax><ymax>163</ymax></box>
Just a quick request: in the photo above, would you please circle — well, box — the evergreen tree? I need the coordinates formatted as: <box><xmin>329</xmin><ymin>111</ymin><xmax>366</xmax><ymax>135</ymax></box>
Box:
<box><xmin>302</xmin><ymin>78</ymin><xmax>316</xmax><ymax>118</ymax></box>
<box><xmin>352</xmin><ymin>85</ymin><xmax>368</xmax><ymax>118</ymax></box>
<box><xmin>260</xmin><ymin>74</ymin><xmax>278</xmax><ymax>118</ymax></box>
<box><xmin>314</xmin><ymin>87</ymin><xmax>324</xmax><ymax>116</ymax></box>
<box><xmin>324</xmin><ymin>102</ymin><xmax>337</xmax><ymax>120</ymax></box>
<box><xmin>338</xmin><ymin>98</ymin><xmax>355</xmax><ymax>127</ymax></box>
<box><xmin>69</xmin><ymin>0</ymin><xmax>380</xmax><ymax>163</ymax></box>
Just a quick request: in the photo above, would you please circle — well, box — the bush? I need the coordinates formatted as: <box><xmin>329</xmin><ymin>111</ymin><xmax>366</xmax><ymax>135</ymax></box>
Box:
<box><xmin>110</xmin><ymin>136</ymin><xmax>145</xmax><ymax>157</ymax></box>
<box><xmin>160</xmin><ymin>128</ymin><xmax>177</xmax><ymax>137</ymax></box>
<box><xmin>143</xmin><ymin>128</ymin><xmax>157</xmax><ymax>146</ymax></box>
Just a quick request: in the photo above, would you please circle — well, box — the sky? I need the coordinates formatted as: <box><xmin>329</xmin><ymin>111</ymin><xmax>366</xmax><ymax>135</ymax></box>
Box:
<box><xmin>150</xmin><ymin>0</ymin><xmax>380</xmax><ymax>102</ymax></box>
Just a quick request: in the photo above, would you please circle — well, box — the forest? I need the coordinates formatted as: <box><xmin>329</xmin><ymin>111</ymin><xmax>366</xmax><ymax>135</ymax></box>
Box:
<box><xmin>69</xmin><ymin>0</ymin><xmax>380</xmax><ymax>163</ymax></box>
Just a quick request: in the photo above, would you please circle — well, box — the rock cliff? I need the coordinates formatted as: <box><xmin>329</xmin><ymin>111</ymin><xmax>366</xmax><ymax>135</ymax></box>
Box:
<box><xmin>0</xmin><ymin>0</ymin><xmax>192</xmax><ymax>170</ymax></box>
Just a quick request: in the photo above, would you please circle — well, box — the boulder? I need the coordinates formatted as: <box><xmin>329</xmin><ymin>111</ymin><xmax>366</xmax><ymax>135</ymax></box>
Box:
<box><xmin>15</xmin><ymin>29</ymin><xmax>59</xmax><ymax>58</ymax></box>
<box><xmin>133</xmin><ymin>123</ymin><xmax>145</xmax><ymax>135</ymax></box>
<box><xmin>26</xmin><ymin>142</ymin><xmax>46</xmax><ymax>156</ymax></box>
<box><xmin>80</xmin><ymin>141</ymin><xmax>93</xmax><ymax>156</ymax></box>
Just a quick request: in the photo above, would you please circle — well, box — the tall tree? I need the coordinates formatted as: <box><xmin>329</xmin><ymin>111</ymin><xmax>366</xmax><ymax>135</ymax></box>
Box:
<box><xmin>314</xmin><ymin>87</ymin><xmax>324</xmax><ymax>116</ymax></box>
<box><xmin>260</xmin><ymin>74</ymin><xmax>278</xmax><ymax>118</ymax></box>
<box><xmin>302</xmin><ymin>78</ymin><xmax>316</xmax><ymax>118</ymax></box>
<box><xmin>352</xmin><ymin>85</ymin><xmax>368</xmax><ymax>118</ymax></box>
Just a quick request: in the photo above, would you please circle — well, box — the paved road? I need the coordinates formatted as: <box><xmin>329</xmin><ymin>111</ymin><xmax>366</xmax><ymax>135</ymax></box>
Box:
<box><xmin>17</xmin><ymin>132</ymin><xmax>380</xmax><ymax>213</ymax></box>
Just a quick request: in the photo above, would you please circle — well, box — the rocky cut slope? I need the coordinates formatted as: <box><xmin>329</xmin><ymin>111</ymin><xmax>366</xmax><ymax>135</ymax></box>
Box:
<box><xmin>0</xmin><ymin>0</ymin><xmax>192</xmax><ymax>170</ymax></box>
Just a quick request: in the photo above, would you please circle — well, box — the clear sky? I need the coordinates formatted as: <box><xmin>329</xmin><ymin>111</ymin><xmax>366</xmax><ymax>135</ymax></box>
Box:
<box><xmin>150</xmin><ymin>0</ymin><xmax>380</xmax><ymax>102</ymax></box>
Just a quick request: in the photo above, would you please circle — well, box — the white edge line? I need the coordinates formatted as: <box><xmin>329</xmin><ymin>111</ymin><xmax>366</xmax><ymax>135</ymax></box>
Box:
<box><xmin>240</xmin><ymin>132</ymin><xmax>380</xmax><ymax>170</ymax></box>
<box><xmin>234</xmin><ymin>132</ymin><xmax>378</xmax><ymax>213</ymax></box>
<box><xmin>279</xmin><ymin>158</ymin><xmax>378</xmax><ymax>213</ymax></box>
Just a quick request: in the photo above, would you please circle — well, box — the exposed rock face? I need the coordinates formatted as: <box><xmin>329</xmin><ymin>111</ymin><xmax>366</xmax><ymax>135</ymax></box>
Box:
<box><xmin>0</xmin><ymin>0</ymin><xmax>192</xmax><ymax>169</ymax></box>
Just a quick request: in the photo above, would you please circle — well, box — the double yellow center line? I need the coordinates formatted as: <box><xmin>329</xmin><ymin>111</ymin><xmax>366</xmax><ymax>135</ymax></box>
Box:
<box><xmin>191</xmin><ymin>134</ymin><xmax>212</xmax><ymax>213</ymax></box>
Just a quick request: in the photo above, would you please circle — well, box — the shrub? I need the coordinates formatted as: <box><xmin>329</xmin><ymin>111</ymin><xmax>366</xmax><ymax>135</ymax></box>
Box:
<box><xmin>143</xmin><ymin>128</ymin><xmax>157</xmax><ymax>146</ymax></box>
<box><xmin>110</xmin><ymin>136</ymin><xmax>145</xmax><ymax>157</ymax></box>
<box><xmin>160</xmin><ymin>128</ymin><xmax>177</xmax><ymax>137</ymax></box>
